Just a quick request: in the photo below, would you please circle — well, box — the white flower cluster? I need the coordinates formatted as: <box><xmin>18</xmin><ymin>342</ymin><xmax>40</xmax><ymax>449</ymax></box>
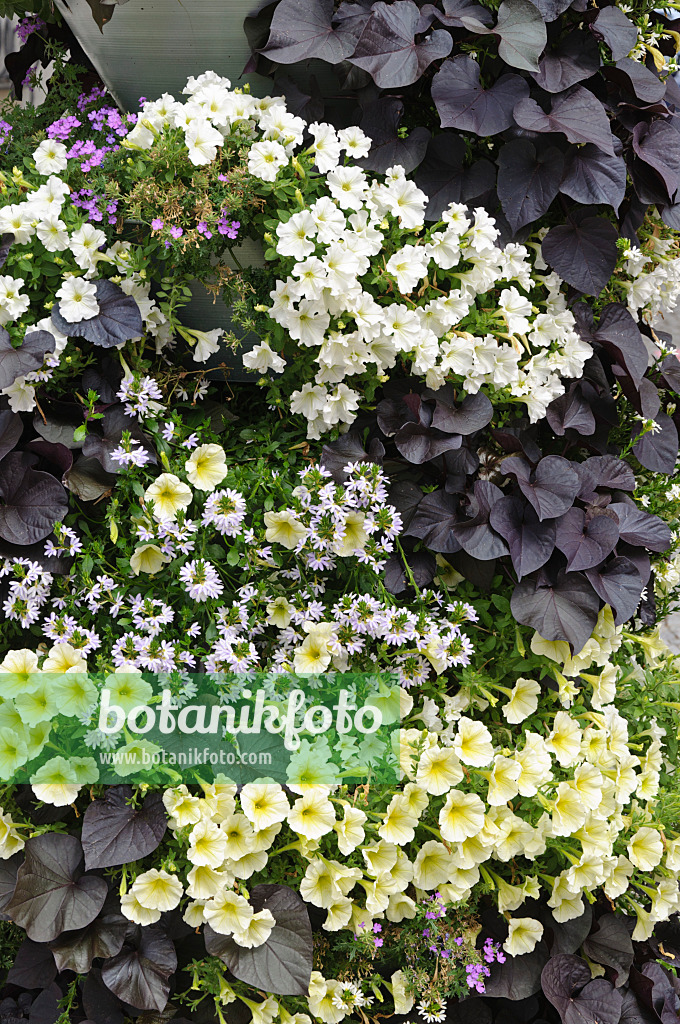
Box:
<box><xmin>261</xmin><ymin>197</ymin><xmax>593</xmax><ymax>434</ymax></box>
<box><xmin>123</xmin><ymin>71</ymin><xmax>593</xmax><ymax>430</ymax></box>
<box><xmin>0</xmin><ymin>190</ymin><xmax>170</xmax><ymax>413</ymax></box>
<box><xmin>622</xmin><ymin>236</ymin><xmax>680</xmax><ymax>323</ymax></box>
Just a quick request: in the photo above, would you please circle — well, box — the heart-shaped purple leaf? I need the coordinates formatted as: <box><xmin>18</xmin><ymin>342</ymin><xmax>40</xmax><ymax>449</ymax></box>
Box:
<box><xmin>489</xmin><ymin>494</ymin><xmax>556</xmax><ymax>578</ymax></box>
<box><xmin>0</xmin><ymin>450</ymin><xmax>69</xmax><ymax>545</ymax></box>
<box><xmin>542</xmin><ymin>216</ymin><xmax>619</xmax><ymax>295</ymax></box>
<box><xmin>511</xmin><ymin>567</ymin><xmax>600</xmax><ymax>652</ymax></box>
<box><xmin>555</xmin><ymin>507</ymin><xmax>619</xmax><ymax>571</ymax></box>
<box><xmin>0</xmin><ymin>328</ymin><xmax>55</xmax><ymax>391</ymax></box>
<box><xmin>432</xmin><ymin>55</ymin><xmax>529</xmax><ymax>136</ymax></box>
<box><xmin>52</xmin><ymin>280</ymin><xmax>143</xmax><ymax>349</ymax></box>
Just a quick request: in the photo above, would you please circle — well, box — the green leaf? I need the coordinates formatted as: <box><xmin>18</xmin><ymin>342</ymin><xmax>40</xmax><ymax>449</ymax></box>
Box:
<box><xmin>73</xmin><ymin>425</ymin><xmax>88</xmax><ymax>443</ymax></box>
<box><xmin>226</xmin><ymin>546</ymin><xmax>240</xmax><ymax>566</ymax></box>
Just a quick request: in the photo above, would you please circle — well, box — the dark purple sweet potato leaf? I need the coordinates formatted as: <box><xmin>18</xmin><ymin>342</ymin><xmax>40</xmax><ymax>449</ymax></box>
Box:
<box><xmin>0</xmin><ymin>851</ymin><xmax>21</xmax><ymax>919</ymax></box>
<box><xmin>502</xmin><ymin>455</ymin><xmax>580</xmax><ymax>521</ymax></box>
<box><xmin>528</xmin><ymin>0</ymin><xmax>572</xmax><ymax>21</ymax></box>
<box><xmin>498</xmin><ymin>139</ymin><xmax>564</xmax><ymax>233</ymax></box>
<box><xmin>205</xmin><ymin>884</ymin><xmax>312</xmax><ymax>996</ymax></box>
<box><xmin>482</xmin><ymin>944</ymin><xmax>548</xmax><ymax>998</ymax></box>
<box><xmin>6</xmin><ymin>939</ymin><xmax>57</xmax><ymax>989</ymax></box>
<box><xmin>49</xmin><ymin>898</ymin><xmax>127</xmax><ymax>974</ymax></box>
<box><xmin>555</xmin><ymin>507</ymin><xmax>619</xmax><ymax>571</ymax></box>
<box><xmin>0</xmin><ymin>328</ymin><xmax>55</xmax><ymax>391</ymax></box>
<box><xmin>542</xmin><ymin>217</ymin><xmax>619</xmax><ymax>295</ymax></box>
<box><xmin>432</xmin><ymin>55</ymin><xmax>529</xmax><ymax>136</ymax></box>
<box><xmin>609</xmin><ymin>502</ymin><xmax>672</xmax><ymax>551</ymax></box>
<box><xmin>424</xmin><ymin>0</ymin><xmax>493</xmax><ymax>28</ymax></box>
<box><xmin>583</xmin><ymin>914</ymin><xmax>634</xmax><ymax>987</ymax></box>
<box><xmin>63</xmin><ymin>455</ymin><xmax>116</xmax><ymax>502</ymax></box>
<box><xmin>451</xmin><ymin>480</ymin><xmax>508</xmax><ymax>560</ymax></box>
<box><xmin>260</xmin><ymin>0</ymin><xmax>356</xmax><ymax>63</ymax></box>
<box><xmin>490</xmin><ymin>0</ymin><xmax>547</xmax><ymax>73</ymax></box>
<box><xmin>587</xmin><ymin>303</ymin><xmax>650</xmax><ymax>386</ymax></box>
<box><xmin>0</xmin><ymin>409</ymin><xmax>22</xmax><ymax>462</ymax></box>
<box><xmin>576</xmin><ymin>455</ymin><xmax>636</xmax><ymax>496</ymax></box>
<box><xmin>0</xmin><ymin>451</ymin><xmax>69</xmax><ymax>546</ymax></box>
<box><xmin>7</xmin><ymin>834</ymin><xmax>106</xmax><ymax>943</ymax></box>
<box><xmin>511</xmin><ymin>567</ymin><xmax>600</xmax><ymax>652</ymax></box>
<box><xmin>349</xmin><ymin>1</ymin><xmax>452</xmax><ymax>87</ymax></box>
<box><xmin>632</xmin><ymin>120</ymin><xmax>680</xmax><ymax>200</ymax></box>
<box><xmin>405</xmin><ymin>489</ymin><xmax>462</xmax><ymax>553</ymax></box>
<box><xmin>384</xmin><ymin>548</ymin><xmax>436</xmax><ymax>593</ymax></box>
<box><xmin>415</xmin><ymin>132</ymin><xmax>467</xmax><ymax>220</ymax></box>
<box><xmin>607</xmin><ymin>58</ymin><xmax>665</xmax><ymax>104</ymax></box>
<box><xmin>101</xmin><ymin>925</ymin><xmax>176</xmax><ymax>1012</ymax></box>
<box><xmin>514</xmin><ymin>86</ymin><xmax>615</xmax><ymax>155</ymax></box>
<box><xmin>543</xmin><ymin>954</ymin><xmax>624</xmax><ymax>1024</ymax></box>
<box><xmin>393</xmin><ymin>423</ymin><xmax>462</xmax><ymax>463</ymax></box>
<box><xmin>633</xmin><ymin>412</ymin><xmax>679</xmax><ymax>474</ymax></box>
<box><xmin>531</xmin><ymin>31</ymin><xmax>600</xmax><ymax>93</ymax></box>
<box><xmin>81</xmin><ymin>786</ymin><xmax>167</xmax><ymax>870</ymax></box>
<box><xmin>359</xmin><ymin>97</ymin><xmax>431</xmax><ymax>174</ymax></box>
<box><xmin>661</xmin><ymin>353</ymin><xmax>680</xmax><ymax>392</ymax></box>
<box><xmin>489</xmin><ymin>495</ymin><xmax>556</xmax><ymax>577</ymax></box>
<box><xmin>0</xmin><ymin>233</ymin><xmax>13</xmax><ymax>271</ymax></box>
<box><xmin>592</xmin><ymin>6</ymin><xmax>638</xmax><ymax>61</ymax></box>
<box><xmin>560</xmin><ymin>145</ymin><xmax>627</xmax><ymax>211</ymax></box>
<box><xmin>82</xmin><ymin>968</ymin><xmax>125</xmax><ymax>1024</ymax></box>
<box><xmin>52</xmin><ymin>280</ymin><xmax>143</xmax><ymax>349</ymax></box>
<box><xmin>429</xmin><ymin>390</ymin><xmax>493</xmax><ymax>434</ymax></box>
<box><xmin>546</xmin><ymin>383</ymin><xmax>596</xmax><ymax>436</ymax></box>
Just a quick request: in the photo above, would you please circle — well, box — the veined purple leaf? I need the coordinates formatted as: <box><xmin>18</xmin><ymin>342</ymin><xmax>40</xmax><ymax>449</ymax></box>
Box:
<box><xmin>560</xmin><ymin>144</ymin><xmax>626</xmax><ymax>212</ymax></box>
<box><xmin>7</xmin><ymin>834</ymin><xmax>106</xmax><ymax>943</ymax></box>
<box><xmin>609</xmin><ymin>501</ymin><xmax>672</xmax><ymax>551</ymax></box>
<box><xmin>583</xmin><ymin>913</ymin><xmax>634</xmax><ymax>988</ymax></box>
<box><xmin>546</xmin><ymin>382</ymin><xmax>597</xmax><ymax>435</ymax></box>
<box><xmin>394</xmin><ymin>422</ymin><xmax>463</xmax><ymax>463</ymax></box>
<box><xmin>514</xmin><ymin>85</ymin><xmax>615</xmax><ymax>155</ymax></box>
<box><xmin>592</xmin><ymin>6</ymin><xmax>638</xmax><ymax>62</ymax></box>
<box><xmin>632</xmin><ymin>120</ymin><xmax>680</xmax><ymax>201</ymax></box>
<box><xmin>0</xmin><ymin>409</ymin><xmax>22</xmax><ymax>463</ymax></box>
<box><xmin>359</xmin><ymin>97</ymin><xmax>431</xmax><ymax>174</ymax></box>
<box><xmin>489</xmin><ymin>495</ymin><xmax>556</xmax><ymax>578</ymax></box>
<box><xmin>587</xmin><ymin>557</ymin><xmax>643</xmax><ymax>625</ymax></box>
<box><xmin>432</xmin><ymin>55</ymin><xmax>529</xmax><ymax>136</ymax></box>
<box><xmin>101</xmin><ymin>925</ymin><xmax>176</xmax><ymax>1012</ymax></box>
<box><xmin>542</xmin><ymin>216</ymin><xmax>618</xmax><ymax>295</ymax></box>
<box><xmin>424</xmin><ymin>0</ymin><xmax>493</xmax><ymax>28</ymax></box>
<box><xmin>501</xmin><ymin>454</ymin><xmax>580</xmax><ymax>521</ymax></box>
<box><xmin>592</xmin><ymin>302</ymin><xmax>649</xmax><ymax>386</ymax></box>
<box><xmin>450</xmin><ymin>480</ymin><xmax>508</xmax><ymax>560</ymax></box>
<box><xmin>531</xmin><ymin>31</ymin><xmax>600</xmax><ymax>93</ymax></box>
<box><xmin>555</xmin><ymin>507</ymin><xmax>619</xmax><ymax>571</ymax></box>
<box><xmin>498</xmin><ymin>139</ymin><xmax>564</xmax><ymax>232</ymax></box>
<box><xmin>528</xmin><ymin>0</ymin><xmax>572</xmax><ymax>21</ymax></box>
<box><xmin>542</xmin><ymin>954</ymin><xmax>623</xmax><ymax>1024</ymax></box>
<box><xmin>349</xmin><ymin>1</ymin><xmax>453</xmax><ymax>88</ymax></box>
<box><xmin>491</xmin><ymin>0</ymin><xmax>547</xmax><ymax>73</ymax></box>
<box><xmin>575</xmin><ymin>455</ymin><xmax>636</xmax><ymax>497</ymax></box>
<box><xmin>0</xmin><ymin>450</ymin><xmax>69</xmax><ymax>546</ymax></box>
<box><xmin>0</xmin><ymin>328</ymin><xmax>55</xmax><ymax>391</ymax></box>
<box><xmin>632</xmin><ymin>412</ymin><xmax>679</xmax><ymax>474</ymax></box>
<box><xmin>260</xmin><ymin>0</ymin><xmax>356</xmax><ymax>63</ymax></box>
<box><xmin>405</xmin><ymin>488</ymin><xmax>462</xmax><ymax>553</ymax></box>
<box><xmin>429</xmin><ymin>390</ymin><xmax>493</xmax><ymax>434</ymax></box>
<box><xmin>511</xmin><ymin>567</ymin><xmax>600</xmax><ymax>652</ymax></box>
<box><xmin>606</xmin><ymin>58</ymin><xmax>665</xmax><ymax>104</ymax></box>
<box><xmin>415</xmin><ymin>132</ymin><xmax>466</xmax><ymax>220</ymax></box>
<box><xmin>52</xmin><ymin>280</ymin><xmax>143</xmax><ymax>350</ymax></box>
